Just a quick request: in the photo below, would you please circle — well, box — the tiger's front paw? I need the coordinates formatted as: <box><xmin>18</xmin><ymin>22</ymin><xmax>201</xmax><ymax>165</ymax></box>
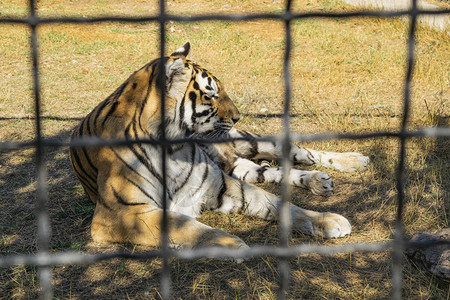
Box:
<box><xmin>323</xmin><ymin>152</ymin><xmax>369</xmax><ymax>172</ymax></box>
<box><xmin>309</xmin><ymin>171</ymin><xmax>334</xmax><ymax>196</ymax></box>
<box><xmin>310</xmin><ymin>212</ymin><xmax>351</xmax><ymax>239</ymax></box>
<box><xmin>296</xmin><ymin>171</ymin><xmax>333</xmax><ymax>197</ymax></box>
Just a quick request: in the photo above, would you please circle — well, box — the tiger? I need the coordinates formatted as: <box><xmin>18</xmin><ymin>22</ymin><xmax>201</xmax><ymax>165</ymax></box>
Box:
<box><xmin>69</xmin><ymin>42</ymin><xmax>369</xmax><ymax>250</ymax></box>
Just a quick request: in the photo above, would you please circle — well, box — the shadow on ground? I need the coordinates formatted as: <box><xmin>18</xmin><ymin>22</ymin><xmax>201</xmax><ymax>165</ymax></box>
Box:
<box><xmin>0</xmin><ymin>120</ymin><xmax>448</xmax><ymax>299</ymax></box>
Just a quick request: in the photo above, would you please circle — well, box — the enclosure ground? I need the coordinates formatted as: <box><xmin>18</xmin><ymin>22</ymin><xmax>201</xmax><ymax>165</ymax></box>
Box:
<box><xmin>0</xmin><ymin>0</ymin><xmax>449</xmax><ymax>299</ymax></box>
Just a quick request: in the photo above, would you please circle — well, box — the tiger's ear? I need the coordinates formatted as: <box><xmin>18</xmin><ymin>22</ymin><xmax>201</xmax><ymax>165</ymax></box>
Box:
<box><xmin>170</xmin><ymin>42</ymin><xmax>190</xmax><ymax>58</ymax></box>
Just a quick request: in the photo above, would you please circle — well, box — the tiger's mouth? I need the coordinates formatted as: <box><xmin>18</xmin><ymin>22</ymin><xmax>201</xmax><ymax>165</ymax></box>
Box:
<box><xmin>202</xmin><ymin>130</ymin><xmax>229</xmax><ymax>140</ymax></box>
<box><xmin>186</xmin><ymin>122</ymin><xmax>233</xmax><ymax>140</ymax></box>
<box><xmin>213</xmin><ymin>122</ymin><xmax>234</xmax><ymax>133</ymax></box>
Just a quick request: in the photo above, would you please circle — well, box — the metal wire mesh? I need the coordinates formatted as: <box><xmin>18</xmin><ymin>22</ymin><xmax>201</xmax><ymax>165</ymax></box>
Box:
<box><xmin>1</xmin><ymin>0</ymin><xmax>449</xmax><ymax>299</ymax></box>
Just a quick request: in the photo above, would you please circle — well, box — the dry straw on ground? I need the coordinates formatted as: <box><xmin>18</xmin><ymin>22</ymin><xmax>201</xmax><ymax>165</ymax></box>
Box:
<box><xmin>0</xmin><ymin>0</ymin><xmax>449</xmax><ymax>299</ymax></box>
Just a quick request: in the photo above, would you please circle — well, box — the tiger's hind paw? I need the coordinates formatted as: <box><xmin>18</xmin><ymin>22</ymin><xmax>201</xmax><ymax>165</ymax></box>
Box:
<box><xmin>195</xmin><ymin>229</ymin><xmax>250</xmax><ymax>263</ymax></box>
<box><xmin>311</xmin><ymin>212</ymin><xmax>351</xmax><ymax>239</ymax></box>
<box><xmin>322</xmin><ymin>152</ymin><xmax>369</xmax><ymax>172</ymax></box>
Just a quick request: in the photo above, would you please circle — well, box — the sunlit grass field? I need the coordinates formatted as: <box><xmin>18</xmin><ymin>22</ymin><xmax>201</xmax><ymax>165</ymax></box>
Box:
<box><xmin>0</xmin><ymin>0</ymin><xmax>449</xmax><ymax>299</ymax></box>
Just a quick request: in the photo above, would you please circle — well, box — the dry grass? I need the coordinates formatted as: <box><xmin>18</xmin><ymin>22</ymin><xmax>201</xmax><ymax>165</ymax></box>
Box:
<box><xmin>1</xmin><ymin>0</ymin><xmax>449</xmax><ymax>299</ymax></box>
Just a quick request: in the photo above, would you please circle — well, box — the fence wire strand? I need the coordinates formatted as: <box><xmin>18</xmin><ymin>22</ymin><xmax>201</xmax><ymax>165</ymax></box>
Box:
<box><xmin>158</xmin><ymin>0</ymin><xmax>172</xmax><ymax>298</ymax></box>
<box><xmin>0</xmin><ymin>0</ymin><xmax>449</xmax><ymax>299</ymax></box>
<box><xmin>28</xmin><ymin>0</ymin><xmax>53</xmax><ymax>298</ymax></box>
<box><xmin>392</xmin><ymin>0</ymin><xmax>419</xmax><ymax>298</ymax></box>
<box><xmin>278</xmin><ymin>1</ymin><xmax>294</xmax><ymax>298</ymax></box>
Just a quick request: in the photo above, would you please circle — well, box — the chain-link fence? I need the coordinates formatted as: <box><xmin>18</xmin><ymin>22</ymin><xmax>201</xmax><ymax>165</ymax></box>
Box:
<box><xmin>1</xmin><ymin>0</ymin><xmax>449</xmax><ymax>299</ymax></box>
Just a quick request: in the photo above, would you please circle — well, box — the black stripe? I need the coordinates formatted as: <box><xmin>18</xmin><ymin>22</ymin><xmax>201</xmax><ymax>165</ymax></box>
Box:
<box><xmin>78</xmin><ymin>116</ymin><xmax>87</xmax><ymax>136</ymax></box>
<box><xmin>189</xmin><ymin>91</ymin><xmax>197</xmax><ymax>101</ymax></box>
<box><xmin>71</xmin><ymin>127</ymin><xmax>97</xmax><ymax>195</ymax></box>
<box><xmin>242</xmin><ymin>171</ymin><xmax>250</xmax><ymax>181</ymax></box>
<box><xmin>71</xmin><ymin>160</ymin><xmax>97</xmax><ymax>196</ymax></box>
<box><xmin>257</xmin><ymin>167</ymin><xmax>267</xmax><ymax>183</ymax></box>
<box><xmin>97</xmin><ymin>197</ymin><xmax>112</xmax><ymax>210</ymax></box>
<box><xmin>92</xmin><ymin>99</ymin><xmax>110</xmax><ymax>128</ymax></box>
<box><xmin>173</xmin><ymin>145</ymin><xmax>196</xmax><ymax>195</ymax></box>
<box><xmin>70</xmin><ymin>148</ymin><xmax>97</xmax><ymax>190</ymax></box>
<box><xmin>76</xmin><ymin>120</ymin><xmax>98</xmax><ymax>174</ymax></box>
<box><xmin>113</xmin><ymin>81</ymin><xmax>128</xmax><ymax>102</ymax></box>
<box><xmin>191</xmin><ymin>90</ymin><xmax>197</xmax><ymax>124</ymax></box>
<box><xmin>305</xmin><ymin>149</ymin><xmax>315</xmax><ymax>163</ymax></box>
<box><xmin>190</xmin><ymin>150</ymin><xmax>210</xmax><ymax>197</ymax></box>
<box><xmin>228</xmin><ymin>164</ymin><xmax>238</xmax><ymax>176</ymax></box>
<box><xmin>124</xmin><ymin>126</ymin><xmax>163</xmax><ymax>184</ymax></box>
<box><xmin>127</xmin><ymin>124</ymin><xmax>164</xmax><ymax>185</ymax></box>
<box><xmin>145</xmin><ymin>59</ymin><xmax>158</xmax><ymax>71</ymax></box>
<box><xmin>216</xmin><ymin>173</ymin><xmax>226</xmax><ymax>209</ymax></box>
<box><xmin>179</xmin><ymin>91</ymin><xmax>186</xmax><ymax>130</ymax></box>
<box><xmin>85</xmin><ymin>113</ymin><xmax>94</xmax><ymax>136</ymax></box>
<box><xmin>125</xmin><ymin>177</ymin><xmax>159</xmax><ymax>207</ymax></box>
<box><xmin>101</xmin><ymin>100</ymin><xmax>119</xmax><ymax>128</ymax></box>
<box><xmin>190</xmin><ymin>165</ymin><xmax>209</xmax><ymax>198</ymax></box>
<box><xmin>111</xmin><ymin>185</ymin><xmax>146</xmax><ymax>206</ymax></box>
<box><xmin>81</xmin><ymin>147</ymin><xmax>98</xmax><ymax>174</ymax></box>
<box><xmin>155</xmin><ymin>118</ymin><xmax>172</xmax><ymax>139</ymax></box>
<box><xmin>132</xmin><ymin>116</ymin><xmax>140</xmax><ymax>140</ymax></box>
<box><xmin>194</xmin><ymin>108</ymin><xmax>212</xmax><ymax>118</ymax></box>
<box><xmin>202</xmin><ymin>107</ymin><xmax>218</xmax><ymax>124</ymax></box>
<box><xmin>239</xmin><ymin>182</ymin><xmax>246</xmax><ymax>213</ymax></box>
<box><xmin>200</xmin><ymin>159</ymin><xmax>209</xmax><ymax>185</ymax></box>
<box><xmin>300</xmin><ymin>177</ymin><xmax>305</xmax><ymax>186</ymax></box>
<box><xmin>110</xmin><ymin>147</ymin><xmax>159</xmax><ymax>190</ymax></box>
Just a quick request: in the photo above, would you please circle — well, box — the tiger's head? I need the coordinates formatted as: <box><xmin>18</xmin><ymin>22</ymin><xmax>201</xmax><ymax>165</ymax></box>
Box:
<box><xmin>164</xmin><ymin>43</ymin><xmax>240</xmax><ymax>138</ymax></box>
<box><xmin>102</xmin><ymin>43</ymin><xmax>239</xmax><ymax>140</ymax></box>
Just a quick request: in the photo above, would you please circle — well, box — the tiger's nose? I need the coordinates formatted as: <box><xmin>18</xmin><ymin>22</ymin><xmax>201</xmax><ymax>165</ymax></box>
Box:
<box><xmin>232</xmin><ymin>115</ymin><xmax>240</xmax><ymax>124</ymax></box>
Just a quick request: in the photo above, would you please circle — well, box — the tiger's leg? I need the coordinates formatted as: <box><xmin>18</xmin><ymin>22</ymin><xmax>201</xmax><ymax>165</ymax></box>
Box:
<box><xmin>229</xmin><ymin>158</ymin><xmax>333</xmax><ymax>196</ymax></box>
<box><xmin>229</xmin><ymin>129</ymin><xmax>369</xmax><ymax>172</ymax></box>
<box><xmin>291</xmin><ymin>148</ymin><xmax>370</xmax><ymax>173</ymax></box>
<box><xmin>90</xmin><ymin>205</ymin><xmax>248</xmax><ymax>250</ymax></box>
<box><xmin>215</xmin><ymin>175</ymin><xmax>351</xmax><ymax>238</ymax></box>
